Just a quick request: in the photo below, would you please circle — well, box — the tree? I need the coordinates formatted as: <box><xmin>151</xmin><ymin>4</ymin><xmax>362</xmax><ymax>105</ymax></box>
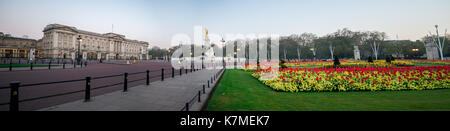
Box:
<box><xmin>148</xmin><ymin>46</ymin><xmax>169</xmax><ymax>60</ymax></box>
<box><xmin>311</xmin><ymin>28</ymin><xmax>355</xmax><ymax>60</ymax></box>
<box><xmin>288</xmin><ymin>33</ymin><xmax>317</xmax><ymax>60</ymax></box>
<box><xmin>328</xmin><ymin>37</ymin><xmax>335</xmax><ymax>60</ymax></box>
<box><xmin>365</xmin><ymin>31</ymin><xmax>387</xmax><ymax>60</ymax></box>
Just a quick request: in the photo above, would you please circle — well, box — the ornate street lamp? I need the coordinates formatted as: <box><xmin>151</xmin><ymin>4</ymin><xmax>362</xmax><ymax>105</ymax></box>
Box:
<box><xmin>76</xmin><ymin>35</ymin><xmax>82</xmax><ymax>65</ymax></box>
<box><xmin>200</xmin><ymin>45</ymin><xmax>204</xmax><ymax>69</ymax></box>
<box><xmin>221</xmin><ymin>38</ymin><xmax>226</xmax><ymax>68</ymax></box>
<box><xmin>236</xmin><ymin>48</ymin><xmax>240</xmax><ymax>67</ymax></box>
<box><xmin>234</xmin><ymin>51</ymin><xmax>237</xmax><ymax>69</ymax></box>
<box><xmin>168</xmin><ymin>49</ymin><xmax>171</xmax><ymax>62</ymax></box>
<box><xmin>97</xmin><ymin>45</ymin><xmax>101</xmax><ymax>61</ymax></box>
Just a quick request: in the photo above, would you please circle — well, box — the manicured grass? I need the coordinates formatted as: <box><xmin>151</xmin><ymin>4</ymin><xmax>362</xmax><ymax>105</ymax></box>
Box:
<box><xmin>206</xmin><ymin>69</ymin><xmax>450</xmax><ymax>111</ymax></box>
<box><xmin>0</xmin><ymin>64</ymin><xmax>59</xmax><ymax>68</ymax></box>
<box><xmin>412</xmin><ymin>62</ymin><xmax>449</xmax><ymax>67</ymax></box>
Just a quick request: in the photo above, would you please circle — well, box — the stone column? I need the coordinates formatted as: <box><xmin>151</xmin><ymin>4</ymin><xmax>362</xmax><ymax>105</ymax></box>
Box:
<box><xmin>53</xmin><ymin>31</ymin><xmax>58</xmax><ymax>48</ymax></box>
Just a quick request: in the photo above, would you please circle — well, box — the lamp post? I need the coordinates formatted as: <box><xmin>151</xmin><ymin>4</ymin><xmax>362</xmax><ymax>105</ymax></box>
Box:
<box><xmin>237</xmin><ymin>48</ymin><xmax>240</xmax><ymax>67</ymax></box>
<box><xmin>234</xmin><ymin>51</ymin><xmax>237</xmax><ymax>69</ymax></box>
<box><xmin>97</xmin><ymin>46</ymin><xmax>101</xmax><ymax>61</ymax></box>
<box><xmin>190</xmin><ymin>51</ymin><xmax>193</xmax><ymax>69</ymax></box>
<box><xmin>412</xmin><ymin>48</ymin><xmax>419</xmax><ymax>58</ymax></box>
<box><xmin>201</xmin><ymin>46</ymin><xmax>204</xmax><ymax>69</ymax></box>
<box><xmin>167</xmin><ymin>50</ymin><xmax>171</xmax><ymax>62</ymax></box>
<box><xmin>221</xmin><ymin>38</ymin><xmax>225</xmax><ymax>68</ymax></box>
<box><xmin>77</xmin><ymin>35</ymin><xmax>82</xmax><ymax>65</ymax></box>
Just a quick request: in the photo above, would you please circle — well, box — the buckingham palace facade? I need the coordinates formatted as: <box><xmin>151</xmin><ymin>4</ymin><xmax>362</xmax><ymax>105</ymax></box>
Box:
<box><xmin>40</xmin><ymin>24</ymin><xmax>149</xmax><ymax>60</ymax></box>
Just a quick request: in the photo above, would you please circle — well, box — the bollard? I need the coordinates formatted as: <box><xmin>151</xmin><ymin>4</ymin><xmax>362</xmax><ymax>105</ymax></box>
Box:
<box><xmin>203</xmin><ymin>85</ymin><xmax>205</xmax><ymax>94</ymax></box>
<box><xmin>146</xmin><ymin>70</ymin><xmax>150</xmax><ymax>85</ymax></box>
<box><xmin>180</xmin><ymin>68</ymin><xmax>182</xmax><ymax>76</ymax></box>
<box><xmin>172</xmin><ymin>67</ymin><xmax>174</xmax><ymax>78</ymax></box>
<box><xmin>48</xmin><ymin>62</ymin><xmax>51</xmax><ymax>69</ymax></box>
<box><xmin>185</xmin><ymin>69</ymin><xmax>187</xmax><ymax>74</ymax></box>
<box><xmin>30</xmin><ymin>63</ymin><xmax>33</xmax><ymax>70</ymax></box>
<box><xmin>63</xmin><ymin>62</ymin><xmax>65</xmax><ymax>69</ymax></box>
<box><xmin>10</xmin><ymin>81</ymin><xmax>20</xmax><ymax>111</ymax></box>
<box><xmin>186</xmin><ymin>103</ymin><xmax>189</xmax><ymax>111</ymax></box>
<box><xmin>124</xmin><ymin>72</ymin><xmax>128</xmax><ymax>92</ymax></box>
<box><xmin>161</xmin><ymin>68</ymin><xmax>165</xmax><ymax>81</ymax></box>
<box><xmin>211</xmin><ymin>77</ymin><xmax>213</xmax><ymax>83</ymax></box>
<box><xmin>208</xmin><ymin>80</ymin><xmax>210</xmax><ymax>88</ymax></box>
<box><xmin>84</xmin><ymin>77</ymin><xmax>91</xmax><ymax>102</ymax></box>
<box><xmin>9</xmin><ymin>62</ymin><xmax>12</xmax><ymax>71</ymax></box>
<box><xmin>198</xmin><ymin>91</ymin><xmax>201</xmax><ymax>102</ymax></box>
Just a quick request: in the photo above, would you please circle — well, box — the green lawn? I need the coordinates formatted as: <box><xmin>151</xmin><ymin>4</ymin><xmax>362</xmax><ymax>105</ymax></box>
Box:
<box><xmin>412</xmin><ymin>62</ymin><xmax>449</xmax><ymax>67</ymax></box>
<box><xmin>206</xmin><ymin>69</ymin><xmax>450</xmax><ymax>111</ymax></box>
<box><xmin>0</xmin><ymin>64</ymin><xmax>59</xmax><ymax>68</ymax></box>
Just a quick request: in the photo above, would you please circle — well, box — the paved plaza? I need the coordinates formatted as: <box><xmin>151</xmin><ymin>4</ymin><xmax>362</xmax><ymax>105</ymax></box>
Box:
<box><xmin>39</xmin><ymin>68</ymin><xmax>223</xmax><ymax>111</ymax></box>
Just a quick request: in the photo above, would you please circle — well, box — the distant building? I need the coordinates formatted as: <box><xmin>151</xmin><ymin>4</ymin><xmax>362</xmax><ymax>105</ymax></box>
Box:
<box><xmin>0</xmin><ymin>35</ymin><xmax>40</xmax><ymax>59</ymax></box>
<box><xmin>40</xmin><ymin>24</ymin><xmax>149</xmax><ymax>60</ymax></box>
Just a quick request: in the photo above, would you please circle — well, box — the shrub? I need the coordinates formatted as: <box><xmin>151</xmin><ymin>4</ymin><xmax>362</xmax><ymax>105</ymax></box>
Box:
<box><xmin>386</xmin><ymin>55</ymin><xmax>391</xmax><ymax>63</ymax></box>
<box><xmin>280</xmin><ymin>59</ymin><xmax>288</xmax><ymax>69</ymax></box>
<box><xmin>333</xmin><ymin>55</ymin><xmax>340</xmax><ymax>67</ymax></box>
<box><xmin>368</xmin><ymin>56</ymin><xmax>373</xmax><ymax>63</ymax></box>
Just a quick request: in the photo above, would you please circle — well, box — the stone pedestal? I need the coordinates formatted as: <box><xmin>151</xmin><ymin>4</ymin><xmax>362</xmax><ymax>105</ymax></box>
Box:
<box><xmin>353</xmin><ymin>45</ymin><xmax>361</xmax><ymax>60</ymax></box>
<box><xmin>28</xmin><ymin>48</ymin><xmax>35</xmax><ymax>61</ymax></box>
<box><xmin>97</xmin><ymin>52</ymin><xmax>102</xmax><ymax>60</ymax></box>
<box><xmin>425</xmin><ymin>41</ymin><xmax>440</xmax><ymax>60</ymax></box>
<box><xmin>71</xmin><ymin>52</ymin><xmax>75</xmax><ymax>60</ymax></box>
<box><xmin>82</xmin><ymin>52</ymin><xmax>87</xmax><ymax>60</ymax></box>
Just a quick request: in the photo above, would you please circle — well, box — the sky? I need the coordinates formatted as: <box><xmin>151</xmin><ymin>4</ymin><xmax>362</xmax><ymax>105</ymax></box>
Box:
<box><xmin>0</xmin><ymin>0</ymin><xmax>449</xmax><ymax>49</ymax></box>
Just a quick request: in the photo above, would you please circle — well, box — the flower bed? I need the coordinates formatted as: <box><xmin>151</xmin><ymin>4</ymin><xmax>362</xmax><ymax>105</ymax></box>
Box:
<box><xmin>322</xmin><ymin>60</ymin><xmax>414</xmax><ymax>68</ymax></box>
<box><xmin>252</xmin><ymin>66</ymin><xmax>450</xmax><ymax>92</ymax></box>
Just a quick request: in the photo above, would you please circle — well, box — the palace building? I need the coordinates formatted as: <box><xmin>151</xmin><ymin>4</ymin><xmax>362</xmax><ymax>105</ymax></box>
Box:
<box><xmin>40</xmin><ymin>24</ymin><xmax>149</xmax><ymax>60</ymax></box>
<box><xmin>0</xmin><ymin>34</ymin><xmax>40</xmax><ymax>59</ymax></box>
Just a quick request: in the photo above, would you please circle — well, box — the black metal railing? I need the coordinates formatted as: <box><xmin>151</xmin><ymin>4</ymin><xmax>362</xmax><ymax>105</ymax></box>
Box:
<box><xmin>0</xmin><ymin>58</ymin><xmax>89</xmax><ymax>72</ymax></box>
<box><xmin>0</xmin><ymin>66</ymin><xmax>201</xmax><ymax>111</ymax></box>
<box><xmin>180</xmin><ymin>68</ymin><xmax>225</xmax><ymax>111</ymax></box>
